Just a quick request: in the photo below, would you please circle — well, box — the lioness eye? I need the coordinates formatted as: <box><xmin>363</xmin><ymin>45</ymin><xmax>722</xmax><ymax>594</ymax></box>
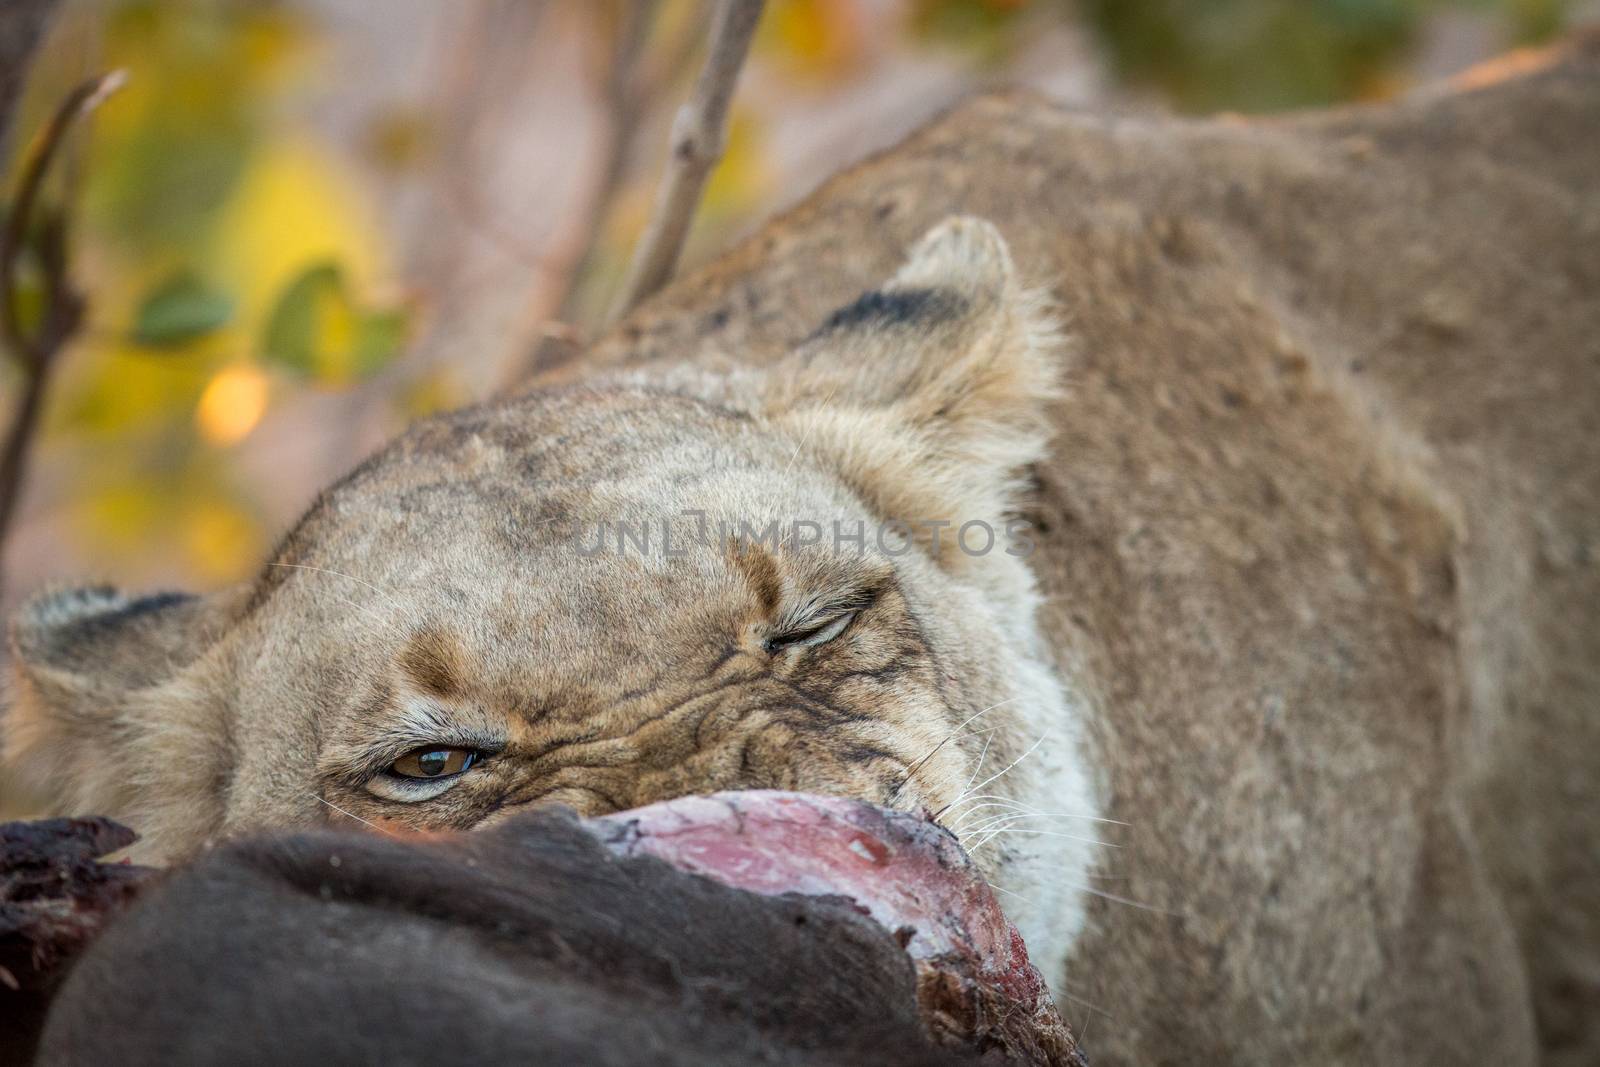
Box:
<box><xmin>389</xmin><ymin>747</ymin><xmax>479</xmax><ymax>780</ymax></box>
<box><xmin>767</xmin><ymin>610</ymin><xmax>857</xmax><ymax>653</ymax></box>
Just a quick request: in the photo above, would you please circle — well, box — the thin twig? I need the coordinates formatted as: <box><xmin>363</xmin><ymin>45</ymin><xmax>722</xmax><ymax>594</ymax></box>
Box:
<box><xmin>560</xmin><ymin>0</ymin><xmax>657</xmax><ymax>322</ymax></box>
<box><xmin>513</xmin><ymin>0</ymin><xmax>658</xmax><ymax>382</ymax></box>
<box><xmin>0</xmin><ymin>0</ymin><xmax>64</xmax><ymax>157</ymax></box>
<box><xmin>435</xmin><ymin>0</ymin><xmax>557</xmax><ymax>273</ymax></box>
<box><xmin>0</xmin><ymin>68</ymin><xmax>124</xmax><ymax>602</ymax></box>
<box><xmin>0</xmin><ymin>69</ymin><xmax>120</xmax><ymax>367</ymax></box>
<box><xmin>609</xmin><ymin>0</ymin><xmax>764</xmax><ymax>319</ymax></box>
<box><xmin>506</xmin><ymin>1</ymin><xmax>723</xmax><ymax>388</ymax></box>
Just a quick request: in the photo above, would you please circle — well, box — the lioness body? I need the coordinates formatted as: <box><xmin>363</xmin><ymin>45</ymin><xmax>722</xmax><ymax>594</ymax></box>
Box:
<box><xmin>7</xmin><ymin>37</ymin><xmax>1599</xmax><ymax>1067</ymax></box>
<box><xmin>576</xmin><ymin>43</ymin><xmax>1600</xmax><ymax>1064</ymax></box>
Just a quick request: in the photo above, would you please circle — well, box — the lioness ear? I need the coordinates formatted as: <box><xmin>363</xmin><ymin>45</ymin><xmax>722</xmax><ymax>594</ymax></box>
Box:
<box><xmin>5</xmin><ymin>585</ymin><xmax>241</xmax><ymax>841</ymax></box>
<box><xmin>768</xmin><ymin>217</ymin><xmax>1063</xmax><ymax>558</ymax></box>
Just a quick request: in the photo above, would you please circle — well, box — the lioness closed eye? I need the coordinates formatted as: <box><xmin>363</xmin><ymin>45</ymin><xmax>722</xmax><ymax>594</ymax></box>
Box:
<box><xmin>4</xmin><ymin>217</ymin><xmax>1098</xmax><ymax>980</ymax></box>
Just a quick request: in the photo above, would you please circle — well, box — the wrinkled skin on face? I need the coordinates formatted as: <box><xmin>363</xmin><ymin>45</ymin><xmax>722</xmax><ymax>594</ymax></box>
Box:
<box><xmin>4</xmin><ymin>218</ymin><xmax>1101</xmax><ymax>987</ymax></box>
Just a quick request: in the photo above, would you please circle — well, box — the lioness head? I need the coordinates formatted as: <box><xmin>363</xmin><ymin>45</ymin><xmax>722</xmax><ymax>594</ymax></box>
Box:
<box><xmin>5</xmin><ymin>218</ymin><xmax>1099</xmax><ymax>973</ymax></box>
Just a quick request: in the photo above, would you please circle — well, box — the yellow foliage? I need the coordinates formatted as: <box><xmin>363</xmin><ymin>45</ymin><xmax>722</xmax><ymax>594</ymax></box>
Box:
<box><xmin>180</xmin><ymin>496</ymin><xmax>263</xmax><ymax>582</ymax></box>
<box><xmin>701</xmin><ymin>109</ymin><xmax>771</xmax><ymax>220</ymax></box>
<box><xmin>761</xmin><ymin>0</ymin><xmax>867</xmax><ymax>80</ymax></box>
<box><xmin>399</xmin><ymin>368</ymin><xmax>471</xmax><ymax>420</ymax></box>
<box><xmin>40</xmin><ymin>1</ymin><xmax>395</xmax><ymax>578</ymax></box>
<box><xmin>72</xmin><ymin>482</ymin><xmax>167</xmax><ymax>553</ymax></box>
<box><xmin>212</xmin><ymin>135</ymin><xmax>389</xmax><ymax>330</ymax></box>
<box><xmin>57</xmin><ymin>136</ymin><xmax>391</xmax><ymax>438</ymax></box>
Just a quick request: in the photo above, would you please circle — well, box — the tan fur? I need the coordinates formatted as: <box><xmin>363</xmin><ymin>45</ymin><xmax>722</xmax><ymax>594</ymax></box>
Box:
<box><xmin>7</xmin><ymin>36</ymin><xmax>1600</xmax><ymax>1066</ymax></box>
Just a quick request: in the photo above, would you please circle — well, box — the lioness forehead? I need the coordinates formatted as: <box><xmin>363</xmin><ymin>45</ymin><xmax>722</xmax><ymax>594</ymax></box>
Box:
<box><xmin>249</xmin><ymin>383</ymin><xmax>815</xmax><ymax>608</ymax></box>
<box><xmin>241</xmin><ymin>382</ymin><xmax>896</xmax><ymax>685</ymax></box>
<box><xmin>257</xmin><ymin>385</ymin><xmax>768</xmax><ymax>585</ymax></box>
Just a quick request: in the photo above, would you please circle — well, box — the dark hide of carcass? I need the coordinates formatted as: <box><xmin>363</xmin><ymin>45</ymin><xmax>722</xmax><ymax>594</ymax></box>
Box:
<box><xmin>0</xmin><ymin>817</ymin><xmax>154</xmax><ymax>1065</ymax></box>
<box><xmin>19</xmin><ymin>797</ymin><xmax>1084</xmax><ymax>1066</ymax></box>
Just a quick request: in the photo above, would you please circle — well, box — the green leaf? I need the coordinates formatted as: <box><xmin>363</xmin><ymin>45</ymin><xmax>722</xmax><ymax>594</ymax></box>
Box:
<box><xmin>259</xmin><ymin>259</ymin><xmax>409</xmax><ymax>382</ymax></box>
<box><xmin>259</xmin><ymin>260</ymin><xmax>342</xmax><ymax>376</ymax></box>
<box><xmin>353</xmin><ymin>307</ymin><xmax>409</xmax><ymax>378</ymax></box>
<box><xmin>131</xmin><ymin>272</ymin><xmax>233</xmax><ymax>348</ymax></box>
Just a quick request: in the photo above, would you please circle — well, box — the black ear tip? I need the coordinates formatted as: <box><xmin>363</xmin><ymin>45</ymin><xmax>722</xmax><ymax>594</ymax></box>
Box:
<box><xmin>813</xmin><ymin>287</ymin><xmax>967</xmax><ymax>338</ymax></box>
<box><xmin>17</xmin><ymin>586</ymin><xmax>129</xmax><ymax>632</ymax></box>
<box><xmin>13</xmin><ymin>586</ymin><xmax>197</xmax><ymax>659</ymax></box>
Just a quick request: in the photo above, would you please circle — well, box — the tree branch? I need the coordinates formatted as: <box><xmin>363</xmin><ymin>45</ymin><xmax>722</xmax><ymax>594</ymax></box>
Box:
<box><xmin>0</xmin><ymin>0</ymin><xmax>62</xmax><ymax>155</ymax></box>
<box><xmin>0</xmin><ymin>69</ymin><xmax>125</xmax><ymax>603</ymax></box>
<box><xmin>507</xmin><ymin>1</ymin><xmax>720</xmax><ymax>387</ymax></box>
<box><xmin>516</xmin><ymin>0</ymin><xmax>657</xmax><ymax>379</ymax></box>
<box><xmin>610</xmin><ymin>0</ymin><xmax>764</xmax><ymax>319</ymax></box>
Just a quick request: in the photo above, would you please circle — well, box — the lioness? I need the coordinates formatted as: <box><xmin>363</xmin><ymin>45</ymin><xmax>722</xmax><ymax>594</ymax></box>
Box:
<box><xmin>6</xmin><ymin>35</ymin><xmax>1599</xmax><ymax>1067</ymax></box>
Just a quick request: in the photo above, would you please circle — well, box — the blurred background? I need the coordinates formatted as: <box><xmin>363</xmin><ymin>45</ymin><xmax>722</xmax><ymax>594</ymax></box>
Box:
<box><xmin>0</xmin><ymin>0</ymin><xmax>1594</xmax><ymax>630</ymax></box>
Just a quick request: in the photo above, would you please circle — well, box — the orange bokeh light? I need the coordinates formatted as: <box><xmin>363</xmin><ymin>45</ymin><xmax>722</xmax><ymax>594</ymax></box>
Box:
<box><xmin>195</xmin><ymin>365</ymin><xmax>270</xmax><ymax>446</ymax></box>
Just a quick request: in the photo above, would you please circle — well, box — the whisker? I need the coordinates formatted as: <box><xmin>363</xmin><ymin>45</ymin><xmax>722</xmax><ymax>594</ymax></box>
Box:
<box><xmin>897</xmin><ymin>697</ymin><xmax>1019</xmax><ymax>786</ymax></box>
<box><xmin>955</xmin><ymin>730</ymin><xmax>994</xmax><ymax>802</ymax></box>
<box><xmin>950</xmin><ymin>798</ymin><xmax>1108</xmax><ymax>835</ymax></box>
<box><xmin>781</xmin><ymin>381</ymin><xmax>841</xmax><ymax>478</ymax></box>
<box><xmin>983</xmin><ymin>882</ymin><xmax>1117</xmax><ymax>1028</ymax></box>
<box><xmin>917</xmin><ymin>726</ymin><xmax>1009</xmax><ymax>786</ymax></box>
<box><xmin>949</xmin><ymin>799</ymin><xmax>1040</xmax><ymax>833</ymax></box>
<box><xmin>960</xmin><ymin>811</ymin><xmax>1125</xmax><ymax>837</ymax></box>
<box><xmin>968</xmin><ymin>827</ymin><xmax>1114</xmax><ymax>850</ymax></box>
<box><xmin>984</xmin><ymin>880</ymin><xmax>1041</xmax><ymax>910</ymax></box>
<box><xmin>1055</xmin><ymin>987</ymin><xmax>1113</xmax><ymax>1020</ymax></box>
<box><xmin>1078</xmin><ymin>1008</ymin><xmax>1097</xmax><ymax>1050</ymax></box>
<box><xmin>960</xmin><ymin>812</ymin><xmax>1088</xmax><ymax>838</ymax></box>
<box><xmin>1070</xmin><ymin>882</ymin><xmax>1175</xmax><ymax>916</ymax></box>
<box><xmin>268</xmin><ymin>562</ymin><xmax>400</xmax><ymax>599</ymax></box>
<box><xmin>938</xmin><ymin>792</ymin><xmax>1039</xmax><ymax>824</ymax></box>
<box><xmin>309</xmin><ymin>792</ymin><xmax>397</xmax><ymax>836</ymax></box>
<box><xmin>298</xmin><ymin>588</ymin><xmax>396</xmax><ymax>630</ymax></box>
<box><xmin>934</xmin><ymin>733</ymin><xmax>1046</xmax><ymax>820</ymax></box>
<box><xmin>267</xmin><ymin>563</ymin><xmax>404</xmax><ymax>630</ymax></box>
